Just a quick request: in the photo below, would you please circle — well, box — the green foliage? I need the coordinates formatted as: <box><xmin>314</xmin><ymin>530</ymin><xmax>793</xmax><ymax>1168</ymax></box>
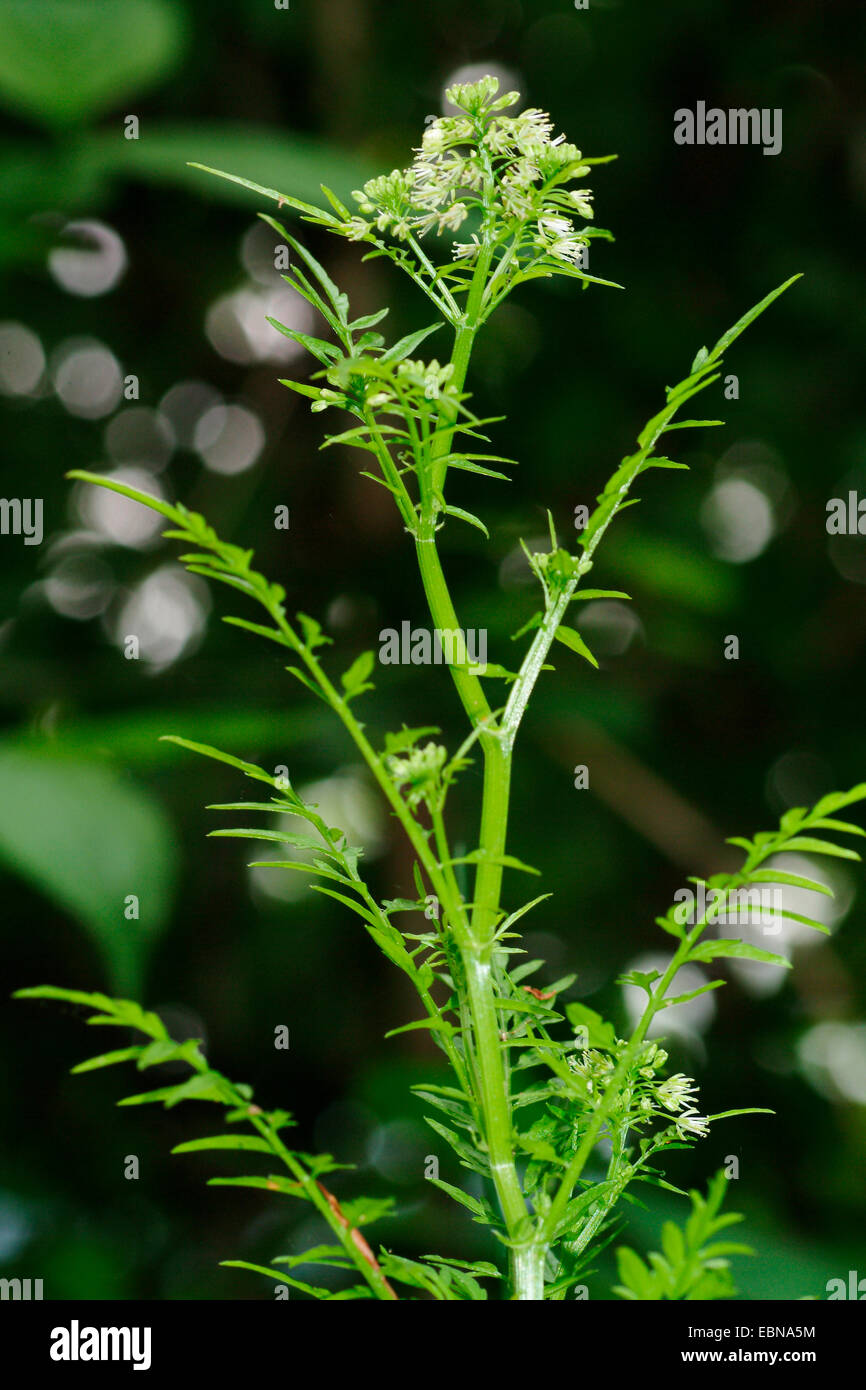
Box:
<box><xmin>96</xmin><ymin>126</ymin><xmax>366</xmax><ymax>207</ymax></box>
<box><xmin>14</xmin><ymin>73</ymin><xmax>860</xmax><ymax>1301</ymax></box>
<box><xmin>0</xmin><ymin>0</ymin><xmax>186</xmax><ymax>128</ymax></box>
<box><xmin>0</xmin><ymin>8</ymin><xmax>367</xmax><ymax>265</ymax></box>
<box><xmin>0</xmin><ymin>746</ymin><xmax>177</xmax><ymax>993</ymax></box>
<box><xmin>613</xmin><ymin>1172</ymin><xmax>753</xmax><ymax>1300</ymax></box>
<box><xmin>11</xmin><ymin>986</ymin><xmax>400</xmax><ymax>1301</ymax></box>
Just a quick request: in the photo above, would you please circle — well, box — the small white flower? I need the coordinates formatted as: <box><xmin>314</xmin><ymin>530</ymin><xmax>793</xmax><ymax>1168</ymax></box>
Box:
<box><xmin>421</xmin><ymin>122</ymin><xmax>450</xmax><ymax>155</ymax></box>
<box><xmin>350</xmin><ymin>77</ymin><xmax>602</xmax><ymax>275</ymax></box>
<box><xmin>438</xmin><ymin>201</ymin><xmax>468</xmax><ymax>233</ymax></box>
<box><xmin>570</xmin><ymin>189</ymin><xmax>595</xmax><ymax>219</ymax></box>
<box><xmin>452</xmin><ymin>235</ymin><xmax>481</xmax><ymax>260</ymax></box>
<box><xmin>485</xmin><ymin>120</ymin><xmax>519</xmax><ymax>156</ymax></box>
<box><xmin>538</xmin><ymin>215</ymin><xmax>573</xmax><ymax>238</ymax></box>
<box><xmin>501</xmin><ymin>186</ymin><xmax>535</xmax><ymax>221</ymax></box>
<box><xmin>535</xmin><ymin>215</ymin><xmax>589</xmax><ymax>267</ymax></box>
<box><xmin>675</xmin><ymin>1110</ymin><xmax>711</xmax><ymax>1140</ymax></box>
<box><xmin>656</xmin><ymin>1073</ymin><xmax>699</xmax><ymax>1112</ymax></box>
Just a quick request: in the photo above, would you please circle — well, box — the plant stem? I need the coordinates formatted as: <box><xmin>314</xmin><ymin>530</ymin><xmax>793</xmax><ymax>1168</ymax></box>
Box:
<box><xmin>415</xmin><ymin>286</ymin><xmax>541</xmax><ymax>1293</ymax></box>
<box><xmin>364</xmin><ymin>409</ymin><xmax>418</xmax><ymax>532</ymax></box>
<box><xmin>413</xmin><ymin>534</ymin><xmax>492</xmax><ymax>728</ymax></box>
<box><xmin>189</xmin><ymin>1048</ymin><xmax>399</xmax><ymax>1299</ymax></box>
<box><xmin>567</xmin><ymin>1114</ymin><xmax>631</xmax><ymax>1262</ymax></box>
<box><xmin>247</xmin><ymin>1108</ymin><xmax>398</xmax><ymax>1300</ymax></box>
<box><xmin>511</xmin><ymin>1240</ymin><xmax>547</xmax><ymax>1302</ymax></box>
<box><xmin>429</xmin><ymin>244</ymin><xmax>492</xmax><ymax>495</ymax></box>
<box><xmin>502</xmin><ymin>582</ymin><xmax>579</xmax><ymax>751</ymax></box>
<box><xmin>469</xmin><ymin>736</ymin><xmax>511</xmax><ymax>943</ymax></box>
<box><xmin>282</xmin><ymin>602</ymin><xmax>536</xmax><ymax>1277</ymax></box>
<box><xmin>460</xmin><ymin>949</ymin><xmax>528</xmax><ymax>1229</ymax></box>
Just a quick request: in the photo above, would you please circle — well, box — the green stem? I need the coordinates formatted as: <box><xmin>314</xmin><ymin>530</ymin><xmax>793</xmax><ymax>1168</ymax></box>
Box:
<box><xmin>501</xmin><ymin>582</ymin><xmax>580</xmax><ymax>752</ymax></box>
<box><xmin>410</xmin><ymin>257</ymin><xmax>536</xmax><ymax>1291</ymax></box>
<box><xmin>429</xmin><ymin>243</ymin><xmax>493</xmax><ymax>496</ymax></box>
<box><xmin>459</xmin><ymin>946</ymin><xmax>530</xmax><ymax>1232</ymax></box>
<box><xmin>567</xmin><ymin>1111</ymin><xmax>631</xmax><ymax>1261</ymax></box>
<box><xmin>364</xmin><ymin>409</ymin><xmax>418</xmax><ymax>533</ymax></box>
<box><xmin>511</xmin><ymin>1241</ymin><xmax>547</xmax><ymax>1302</ymax></box>
<box><xmin>432</xmin><ymin>296</ymin><xmax>533</xmax><ymax>1199</ymax></box>
<box><xmin>191</xmin><ymin>1054</ymin><xmax>398</xmax><ymax>1299</ymax></box>
<box><xmin>406</xmin><ymin>232</ymin><xmax>460</xmax><ymax>321</ymax></box>
<box><xmin>352</xmin><ymin>859</ymin><xmax>471</xmax><ymax>1095</ymax></box>
<box><xmin>301</xmin><ymin>647</ymin><xmax>462</xmax><ymax>931</ymax></box>
<box><xmin>433</xmin><ymin>797</ymin><xmax>530</xmax><ymax>1271</ymax></box>
<box><xmin>248</xmin><ymin>1109</ymin><xmax>398</xmax><ymax>1300</ymax></box>
<box><xmin>469</xmin><ymin>736</ymin><xmax>511</xmax><ymax>943</ymax></box>
<box><xmin>279</xmin><ymin>614</ymin><xmax>531</xmax><ymax>1259</ymax></box>
<box><xmin>413</xmin><ymin>535</ymin><xmax>492</xmax><ymax>729</ymax></box>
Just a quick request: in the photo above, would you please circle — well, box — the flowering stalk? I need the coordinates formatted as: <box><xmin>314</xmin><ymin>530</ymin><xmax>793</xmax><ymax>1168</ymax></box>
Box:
<box><xmin>15</xmin><ymin>75</ymin><xmax>865</xmax><ymax>1303</ymax></box>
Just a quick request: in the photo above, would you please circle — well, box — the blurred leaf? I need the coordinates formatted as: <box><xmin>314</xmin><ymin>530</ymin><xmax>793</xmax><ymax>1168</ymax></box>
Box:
<box><xmin>81</xmin><ymin>124</ymin><xmax>371</xmax><ymax>207</ymax></box>
<box><xmin>223</xmin><ymin>1260</ymin><xmax>339</xmax><ymax>1298</ymax></box>
<box><xmin>11</xmin><ymin>707</ymin><xmax>328</xmax><ymax>764</ymax></box>
<box><xmin>0</xmin><ymin>0</ymin><xmax>186</xmax><ymax>128</ymax></box>
<box><xmin>0</xmin><ymin>142</ymin><xmax>105</xmax><ymax>220</ymax></box>
<box><xmin>777</xmin><ymin>836</ymin><xmax>860</xmax><ymax>861</ymax></box>
<box><xmin>158</xmin><ymin>736</ymin><xmax>275</xmax><ymax>784</ymax></box>
<box><xmin>0</xmin><ymin>745</ymin><xmax>177</xmax><ymax>992</ymax></box>
<box><xmin>608</xmin><ymin>530</ymin><xmax>739</xmax><ymax>611</ymax></box>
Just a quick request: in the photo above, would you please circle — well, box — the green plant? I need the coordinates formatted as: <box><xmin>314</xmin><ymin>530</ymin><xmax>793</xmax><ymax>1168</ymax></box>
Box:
<box><xmin>613</xmin><ymin>1170</ymin><xmax>752</xmax><ymax>1301</ymax></box>
<box><xmin>16</xmin><ymin>74</ymin><xmax>866</xmax><ymax>1301</ymax></box>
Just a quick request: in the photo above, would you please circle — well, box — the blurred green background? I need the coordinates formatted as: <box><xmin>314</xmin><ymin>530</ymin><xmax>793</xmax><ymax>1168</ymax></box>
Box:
<box><xmin>1</xmin><ymin>0</ymin><xmax>865</xmax><ymax>1300</ymax></box>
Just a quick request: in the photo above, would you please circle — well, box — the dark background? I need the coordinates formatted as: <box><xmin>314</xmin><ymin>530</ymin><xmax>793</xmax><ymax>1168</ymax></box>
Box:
<box><xmin>1</xmin><ymin>0</ymin><xmax>864</xmax><ymax>1299</ymax></box>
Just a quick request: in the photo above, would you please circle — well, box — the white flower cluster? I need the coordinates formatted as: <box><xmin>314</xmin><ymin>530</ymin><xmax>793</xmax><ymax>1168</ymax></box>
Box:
<box><xmin>347</xmin><ymin>75</ymin><xmax>595</xmax><ymax>272</ymax></box>
<box><xmin>569</xmin><ymin>1039</ymin><xmax>711</xmax><ymax>1144</ymax></box>
<box><xmin>640</xmin><ymin>1045</ymin><xmax>710</xmax><ymax>1139</ymax></box>
<box><xmin>655</xmin><ymin>1072</ymin><xmax>710</xmax><ymax>1138</ymax></box>
<box><xmin>673</xmin><ymin>1110</ymin><xmax>711</xmax><ymax>1140</ymax></box>
<box><xmin>567</xmin><ymin>1047</ymin><xmax>615</xmax><ymax>1099</ymax></box>
<box><xmin>655</xmin><ymin>1072</ymin><xmax>699</xmax><ymax>1112</ymax></box>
